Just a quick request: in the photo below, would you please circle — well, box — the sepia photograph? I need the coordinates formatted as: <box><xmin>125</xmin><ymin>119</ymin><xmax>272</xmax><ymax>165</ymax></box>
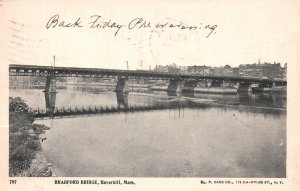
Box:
<box><xmin>1</xmin><ymin>0</ymin><xmax>299</xmax><ymax>190</ymax></box>
<box><xmin>8</xmin><ymin>60</ymin><xmax>287</xmax><ymax>178</ymax></box>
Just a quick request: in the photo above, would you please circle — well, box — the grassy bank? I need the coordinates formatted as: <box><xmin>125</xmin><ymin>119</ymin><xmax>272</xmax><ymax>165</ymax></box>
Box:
<box><xmin>9</xmin><ymin>97</ymin><xmax>53</xmax><ymax>177</ymax></box>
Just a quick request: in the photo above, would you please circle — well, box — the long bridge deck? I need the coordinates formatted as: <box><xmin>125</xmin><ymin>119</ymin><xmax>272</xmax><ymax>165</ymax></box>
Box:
<box><xmin>9</xmin><ymin>64</ymin><xmax>287</xmax><ymax>84</ymax></box>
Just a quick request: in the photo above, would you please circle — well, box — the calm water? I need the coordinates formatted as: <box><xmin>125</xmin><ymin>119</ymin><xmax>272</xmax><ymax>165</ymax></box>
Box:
<box><xmin>10</xmin><ymin>88</ymin><xmax>286</xmax><ymax>177</ymax></box>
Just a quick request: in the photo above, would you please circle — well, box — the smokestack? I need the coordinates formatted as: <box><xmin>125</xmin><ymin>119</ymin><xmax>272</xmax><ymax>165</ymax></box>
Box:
<box><xmin>140</xmin><ymin>60</ymin><xmax>143</xmax><ymax>70</ymax></box>
<box><xmin>53</xmin><ymin>55</ymin><xmax>55</xmax><ymax>68</ymax></box>
<box><xmin>125</xmin><ymin>61</ymin><xmax>128</xmax><ymax>70</ymax></box>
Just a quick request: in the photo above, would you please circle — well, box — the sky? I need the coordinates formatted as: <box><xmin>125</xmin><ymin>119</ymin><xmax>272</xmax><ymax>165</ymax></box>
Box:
<box><xmin>1</xmin><ymin>0</ymin><xmax>299</xmax><ymax>70</ymax></box>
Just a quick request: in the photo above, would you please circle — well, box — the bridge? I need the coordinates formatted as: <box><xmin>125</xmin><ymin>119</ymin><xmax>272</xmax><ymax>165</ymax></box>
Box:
<box><xmin>9</xmin><ymin>64</ymin><xmax>287</xmax><ymax>119</ymax></box>
<box><xmin>9</xmin><ymin>64</ymin><xmax>287</xmax><ymax>93</ymax></box>
<box><xmin>9</xmin><ymin>64</ymin><xmax>286</xmax><ymax>82</ymax></box>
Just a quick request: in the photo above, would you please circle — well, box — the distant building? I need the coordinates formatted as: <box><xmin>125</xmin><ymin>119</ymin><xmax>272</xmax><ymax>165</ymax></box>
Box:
<box><xmin>282</xmin><ymin>63</ymin><xmax>287</xmax><ymax>80</ymax></box>
<box><xmin>153</xmin><ymin>61</ymin><xmax>286</xmax><ymax>79</ymax></box>
<box><xmin>153</xmin><ymin>65</ymin><xmax>167</xmax><ymax>73</ymax></box>
<box><xmin>232</xmin><ymin>68</ymin><xmax>239</xmax><ymax>76</ymax></box>
<box><xmin>262</xmin><ymin>62</ymin><xmax>282</xmax><ymax>79</ymax></box>
<box><xmin>154</xmin><ymin>63</ymin><xmax>180</xmax><ymax>74</ymax></box>
<box><xmin>186</xmin><ymin>65</ymin><xmax>211</xmax><ymax>75</ymax></box>
<box><xmin>212</xmin><ymin>67</ymin><xmax>222</xmax><ymax>76</ymax></box>
<box><xmin>239</xmin><ymin>62</ymin><xmax>285</xmax><ymax>79</ymax></box>
<box><xmin>239</xmin><ymin>64</ymin><xmax>262</xmax><ymax>78</ymax></box>
<box><xmin>222</xmin><ymin>65</ymin><xmax>236</xmax><ymax>76</ymax></box>
<box><xmin>210</xmin><ymin>65</ymin><xmax>239</xmax><ymax>76</ymax></box>
<box><xmin>179</xmin><ymin>66</ymin><xmax>188</xmax><ymax>74</ymax></box>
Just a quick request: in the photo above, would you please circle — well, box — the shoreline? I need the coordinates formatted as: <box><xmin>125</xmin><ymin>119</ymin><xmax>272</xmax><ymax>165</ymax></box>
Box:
<box><xmin>18</xmin><ymin>149</ymin><xmax>55</xmax><ymax>177</ymax></box>
<box><xmin>22</xmin><ymin>124</ymin><xmax>55</xmax><ymax>177</ymax></box>
<box><xmin>12</xmin><ymin>123</ymin><xmax>55</xmax><ymax>177</ymax></box>
<box><xmin>9</xmin><ymin>97</ymin><xmax>54</xmax><ymax>177</ymax></box>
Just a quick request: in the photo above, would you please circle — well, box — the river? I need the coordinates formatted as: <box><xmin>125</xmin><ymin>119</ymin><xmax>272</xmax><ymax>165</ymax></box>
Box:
<box><xmin>9</xmin><ymin>88</ymin><xmax>286</xmax><ymax>177</ymax></box>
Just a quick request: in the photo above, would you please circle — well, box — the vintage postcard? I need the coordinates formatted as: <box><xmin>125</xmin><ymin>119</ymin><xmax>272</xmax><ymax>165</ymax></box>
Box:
<box><xmin>0</xmin><ymin>0</ymin><xmax>299</xmax><ymax>190</ymax></box>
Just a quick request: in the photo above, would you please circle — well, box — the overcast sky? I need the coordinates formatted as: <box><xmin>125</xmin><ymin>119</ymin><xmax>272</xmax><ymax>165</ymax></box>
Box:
<box><xmin>2</xmin><ymin>0</ymin><xmax>299</xmax><ymax>70</ymax></box>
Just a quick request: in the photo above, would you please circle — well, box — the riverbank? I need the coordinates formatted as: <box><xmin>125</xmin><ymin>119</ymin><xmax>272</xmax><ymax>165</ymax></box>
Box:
<box><xmin>9</xmin><ymin>97</ymin><xmax>53</xmax><ymax>177</ymax></box>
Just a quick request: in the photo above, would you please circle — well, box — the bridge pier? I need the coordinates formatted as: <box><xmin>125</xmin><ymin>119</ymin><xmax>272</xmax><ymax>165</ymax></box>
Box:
<box><xmin>237</xmin><ymin>82</ymin><xmax>251</xmax><ymax>93</ymax></box>
<box><xmin>204</xmin><ymin>79</ymin><xmax>209</xmax><ymax>87</ymax></box>
<box><xmin>167</xmin><ymin>79</ymin><xmax>183</xmax><ymax>94</ymax></box>
<box><xmin>182</xmin><ymin>80</ymin><xmax>198</xmax><ymax>93</ymax></box>
<box><xmin>44</xmin><ymin>92</ymin><xmax>56</xmax><ymax>117</ymax></box>
<box><xmin>116</xmin><ymin>92</ymin><xmax>129</xmax><ymax>109</ymax></box>
<box><xmin>115</xmin><ymin>76</ymin><xmax>129</xmax><ymax>93</ymax></box>
<box><xmin>251</xmin><ymin>81</ymin><xmax>274</xmax><ymax>93</ymax></box>
<box><xmin>44</xmin><ymin>76</ymin><xmax>57</xmax><ymax>118</ymax></box>
<box><xmin>44</xmin><ymin>76</ymin><xmax>57</xmax><ymax>93</ymax></box>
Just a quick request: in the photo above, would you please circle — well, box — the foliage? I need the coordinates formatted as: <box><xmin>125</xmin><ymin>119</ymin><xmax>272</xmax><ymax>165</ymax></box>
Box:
<box><xmin>9</xmin><ymin>138</ymin><xmax>37</xmax><ymax>175</ymax></box>
<box><xmin>9</xmin><ymin>112</ymin><xmax>34</xmax><ymax>133</ymax></box>
<box><xmin>9</xmin><ymin>97</ymin><xmax>30</xmax><ymax>113</ymax></box>
<box><xmin>9</xmin><ymin>97</ymin><xmax>43</xmax><ymax>176</ymax></box>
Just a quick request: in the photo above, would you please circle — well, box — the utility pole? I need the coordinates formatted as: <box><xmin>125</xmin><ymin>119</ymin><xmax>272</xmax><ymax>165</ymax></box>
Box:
<box><xmin>140</xmin><ymin>60</ymin><xmax>143</xmax><ymax>70</ymax></box>
<box><xmin>52</xmin><ymin>55</ymin><xmax>55</xmax><ymax>77</ymax></box>
<box><xmin>125</xmin><ymin>61</ymin><xmax>129</xmax><ymax>70</ymax></box>
<box><xmin>53</xmin><ymin>55</ymin><xmax>55</xmax><ymax>68</ymax></box>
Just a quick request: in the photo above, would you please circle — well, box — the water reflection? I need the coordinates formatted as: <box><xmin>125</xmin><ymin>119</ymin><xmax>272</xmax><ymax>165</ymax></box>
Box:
<box><xmin>237</xmin><ymin>92</ymin><xmax>286</xmax><ymax>109</ymax></box>
<box><xmin>9</xmin><ymin>88</ymin><xmax>287</xmax><ymax>118</ymax></box>
<box><xmin>37</xmin><ymin>107</ymin><xmax>286</xmax><ymax>177</ymax></box>
<box><xmin>153</xmin><ymin>90</ymin><xmax>286</xmax><ymax>108</ymax></box>
<box><xmin>167</xmin><ymin>90</ymin><xmax>178</xmax><ymax>97</ymax></box>
<box><xmin>10</xmin><ymin>87</ymin><xmax>286</xmax><ymax>177</ymax></box>
<box><xmin>44</xmin><ymin>92</ymin><xmax>56</xmax><ymax>117</ymax></box>
<box><xmin>116</xmin><ymin>92</ymin><xmax>128</xmax><ymax>109</ymax></box>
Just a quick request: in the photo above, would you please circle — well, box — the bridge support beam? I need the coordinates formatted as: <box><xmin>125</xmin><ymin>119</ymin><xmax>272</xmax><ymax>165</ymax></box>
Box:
<box><xmin>115</xmin><ymin>77</ymin><xmax>129</xmax><ymax>93</ymax></box>
<box><xmin>116</xmin><ymin>92</ymin><xmax>129</xmax><ymax>109</ymax></box>
<box><xmin>182</xmin><ymin>80</ymin><xmax>198</xmax><ymax>93</ymax></box>
<box><xmin>252</xmin><ymin>81</ymin><xmax>274</xmax><ymax>93</ymax></box>
<box><xmin>44</xmin><ymin>92</ymin><xmax>56</xmax><ymax>118</ymax></box>
<box><xmin>44</xmin><ymin>76</ymin><xmax>57</xmax><ymax>93</ymax></box>
<box><xmin>44</xmin><ymin>76</ymin><xmax>57</xmax><ymax>118</ymax></box>
<box><xmin>167</xmin><ymin>79</ymin><xmax>183</xmax><ymax>94</ymax></box>
<box><xmin>237</xmin><ymin>82</ymin><xmax>251</xmax><ymax>93</ymax></box>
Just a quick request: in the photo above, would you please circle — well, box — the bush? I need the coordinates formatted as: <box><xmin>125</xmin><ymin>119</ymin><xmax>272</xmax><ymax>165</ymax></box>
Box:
<box><xmin>9</xmin><ymin>97</ymin><xmax>34</xmax><ymax>133</ymax></box>
<box><xmin>9</xmin><ymin>97</ymin><xmax>42</xmax><ymax>176</ymax></box>
<box><xmin>9</xmin><ymin>132</ymin><xmax>41</xmax><ymax>176</ymax></box>
<box><xmin>9</xmin><ymin>144</ymin><xmax>35</xmax><ymax>175</ymax></box>
<box><xmin>9</xmin><ymin>112</ymin><xmax>34</xmax><ymax>133</ymax></box>
<box><xmin>9</xmin><ymin>97</ymin><xmax>30</xmax><ymax>113</ymax></box>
